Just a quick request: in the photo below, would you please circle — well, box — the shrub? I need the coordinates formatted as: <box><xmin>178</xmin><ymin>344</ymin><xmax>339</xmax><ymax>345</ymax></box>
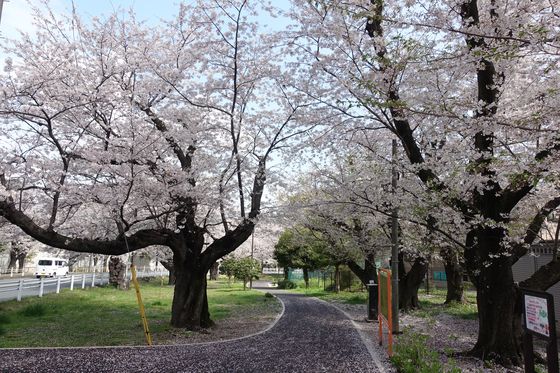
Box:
<box><xmin>20</xmin><ymin>304</ymin><xmax>47</xmax><ymax>318</ymax></box>
<box><xmin>264</xmin><ymin>292</ymin><xmax>274</xmax><ymax>299</ymax></box>
<box><xmin>390</xmin><ymin>330</ymin><xmax>460</xmax><ymax>373</ymax></box>
<box><xmin>277</xmin><ymin>280</ymin><xmax>297</xmax><ymax>289</ymax></box>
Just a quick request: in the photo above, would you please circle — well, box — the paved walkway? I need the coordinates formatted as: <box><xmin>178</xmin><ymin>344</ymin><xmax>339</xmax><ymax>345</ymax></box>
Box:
<box><xmin>0</xmin><ymin>291</ymin><xmax>384</xmax><ymax>372</ymax></box>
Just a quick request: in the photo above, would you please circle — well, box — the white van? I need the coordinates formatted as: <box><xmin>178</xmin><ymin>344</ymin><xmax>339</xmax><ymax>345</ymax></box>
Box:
<box><xmin>35</xmin><ymin>258</ymin><xmax>69</xmax><ymax>278</ymax></box>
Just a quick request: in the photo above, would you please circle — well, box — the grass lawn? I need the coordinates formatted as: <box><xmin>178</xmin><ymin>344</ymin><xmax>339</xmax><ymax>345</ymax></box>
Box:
<box><xmin>287</xmin><ymin>281</ymin><xmax>478</xmax><ymax>319</ymax></box>
<box><xmin>0</xmin><ymin>278</ymin><xmax>278</xmax><ymax>348</ymax></box>
<box><xmin>412</xmin><ymin>288</ymin><xmax>478</xmax><ymax>320</ymax></box>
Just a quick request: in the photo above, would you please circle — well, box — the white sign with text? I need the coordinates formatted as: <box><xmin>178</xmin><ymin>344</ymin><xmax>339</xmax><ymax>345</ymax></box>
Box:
<box><xmin>524</xmin><ymin>294</ymin><xmax>550</xmax><ymax>337</ymax></box>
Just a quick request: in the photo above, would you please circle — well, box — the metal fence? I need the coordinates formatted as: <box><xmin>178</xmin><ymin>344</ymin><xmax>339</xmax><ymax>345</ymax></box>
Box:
<box><xmin>0</xmin><ymin>270</ymin><xmax>167</xmax><ymax>303</ymax></box>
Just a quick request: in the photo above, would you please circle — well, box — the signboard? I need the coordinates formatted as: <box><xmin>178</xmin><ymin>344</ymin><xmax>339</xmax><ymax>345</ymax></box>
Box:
<box><xmin>379</xmin><ymin>271</ymin><xmax>390</xmax><ymax>321</ymax></box>
<box><xmin>520</xmin><ymin>288</ymin><xmax>558</xmax><ymax>373</ymax></box>
<box><xmin>378</xmin><ymin>269</ymin><xmax>393</xmax><ymax>356</ymax></box>
<box><xmin>524</xmin><ymin>294</ymin><xmax>550</xmax><ymax>337</ymax></box>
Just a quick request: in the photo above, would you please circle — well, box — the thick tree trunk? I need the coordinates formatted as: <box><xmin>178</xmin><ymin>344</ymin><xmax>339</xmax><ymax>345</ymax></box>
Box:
<box><xmin>209</xmin><ymin>261</ymin><xmax>219</xmax><ymax>281</ymax></box>
<box><xmin>464</xmin><ymin>227</ymin><xmax>521</xmax><ymax>366</ymax></box>
<box><xmin>283</xmin><ymin>267</ymin><xmax>289</xmax><ymax>281</ymax></box>
<box><xmin>303</xmin><ymin>267</ymin><xmax>309</xmax><ymax>288</ymax></box>
<box><xmin>171</xmin><ymin>259</ymin><xmax>213</xmax><ymax>330</ymax></box>
<box><xmin>441</xmin><ymin>247</ymin><xmax>466</xmax><ymax>304</ymax></box>
<box><xmin>399</xmin><ymin>256</ymin><xmax>428</xmax><ymax>310</ymax></box>
<box><xmin>108</xmin><ymin>256</ymin><xmax>128</xmax><ymax>290</ymax></box>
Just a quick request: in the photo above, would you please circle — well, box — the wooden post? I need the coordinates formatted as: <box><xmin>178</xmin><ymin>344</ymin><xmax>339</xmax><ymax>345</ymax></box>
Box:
<box><xmin>131</xmin><ymin>265</ymin><xmax>152</xmax><ymax>346</ymax></box>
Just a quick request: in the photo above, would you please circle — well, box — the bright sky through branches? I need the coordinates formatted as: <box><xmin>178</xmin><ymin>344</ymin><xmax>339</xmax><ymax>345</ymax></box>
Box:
<box><xmin>0</xmin><ymin>0</ymin><xmax>290</xmax><ymax>41</ymax></box>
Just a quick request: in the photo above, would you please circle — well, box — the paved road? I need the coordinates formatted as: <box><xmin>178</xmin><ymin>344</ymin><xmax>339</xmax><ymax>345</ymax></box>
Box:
<box><xmin>0</xmin><ymin>291</ymin><xmax>384</xmax><ymax>372</ymax></box>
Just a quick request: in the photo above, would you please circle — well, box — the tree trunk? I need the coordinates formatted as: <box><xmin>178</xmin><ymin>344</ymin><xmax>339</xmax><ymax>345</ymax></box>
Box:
<box><xmin>108</xmin><ymin>256</ymin><xmax>128</xmax><ymax>290</ymax></box>
<box><xmin>283</xmin><ymin>267</ymin><xmax>289</xmax><ymax>281</ymax></box>
<box><xmin>7</xmin><ymin>249</ymin><xmax>17</xmax><ymax>269</ymax></box>
<box><xmin>464</xmin><ymin>227</ymin><xmax>521</xmax><ymax>366</ymax></box>
<box><xmin>347</xmin><ymin>252</ymin><xmax>378</xmax><ymax>318</ymax></box>
<box><xmin>17</xmin><ymin>252</ymin><xmax>27</xmax><ymax>271</ymax></box>
<box><xmin>398</xmin><ymin>256</ymin><xmax>428</xmax><ymax>311</ymax></box>
<box><xmin>171</xmin><ymin>258</ymin><xmax>213</xmax><ymax>330</ymax></box>
<box><xmin>347</xmin><ymin>251</ymin><xmax>377</xmax><ymax>286</ymax></box>
<box><xmin>441</xmin><ymin>247</ymin><xmax>466</xmax><ymax>304</ymax></box>
<box><xmin>209</xmin><ymin>261</ymin><xmax>219</xmax><ymax>281</ymax></box>
<box><xmin>160</xmin><ymin>260</ymin><xmax>176</xmax><ymax>285</ymax></box>
<box><xmin>334</xmin><ymin>264</ymin><xmax>340</xmax><ymax>293</ymax></box>
<box><xmin>303</xmin><ymin>268</ymin><xmax>309</xmax><ymax>288</ymax></box>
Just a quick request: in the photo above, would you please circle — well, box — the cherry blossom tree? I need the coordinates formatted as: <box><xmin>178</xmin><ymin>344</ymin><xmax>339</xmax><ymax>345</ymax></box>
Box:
<box><xmin>288</xmin><ymin>0</ymin><xmax>560</xmax><ymax>365</ymax></box>
<box><xmin>0</xmin><ymin>0</ymin><xmax>320</xmax><ymax>329</ymax></box>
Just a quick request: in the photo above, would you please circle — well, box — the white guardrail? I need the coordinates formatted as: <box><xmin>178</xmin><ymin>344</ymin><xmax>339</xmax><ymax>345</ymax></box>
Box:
<box><xmin>0</xmin><ymin>271</ymin><xmax>168</xmax><ymax>302</ymax></box>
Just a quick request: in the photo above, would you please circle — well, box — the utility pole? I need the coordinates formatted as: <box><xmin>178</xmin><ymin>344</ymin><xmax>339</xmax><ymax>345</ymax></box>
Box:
<box><xmin>391</xmin><ymin>139</ymin><xmax>400</xmax><ymax>333</ymax></box>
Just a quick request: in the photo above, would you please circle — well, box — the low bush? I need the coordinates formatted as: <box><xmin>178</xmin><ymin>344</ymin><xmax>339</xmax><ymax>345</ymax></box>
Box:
<box><xmin>391</xmin><ymin>330</ymin><xmax>460</xmax><ymax>373</ymax></box>
<box><xmin>277</xmin><ymin>280</ymin><xmax>297</xmax><ymax>289</ymax></box>
<box><xmin>20</xmin><ymin>304</ymin><xmax>47</xmax><ymax>318</ymax></box>
<box><xmin>264</xmin><ymin>292</ymin><xmax>274</xmax><ymax>298</ymax></box>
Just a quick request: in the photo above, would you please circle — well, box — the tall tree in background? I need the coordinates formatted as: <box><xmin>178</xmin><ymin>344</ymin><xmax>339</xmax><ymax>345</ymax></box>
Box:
<box><xmin>0</xmin><ymin>1</ymin><xmax>320</xmax><ymax>329</ymax></box>
<box><xmin>274</xmin><ymin>227</ymin><xmax>330</xmax><ymax>288</ymax></box>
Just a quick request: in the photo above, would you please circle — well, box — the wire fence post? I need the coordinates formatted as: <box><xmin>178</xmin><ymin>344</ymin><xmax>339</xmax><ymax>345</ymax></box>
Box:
<box><xmin>81</xmin><ymin>274</ymin><xmax>86</xmax><ymax>289</ymax></box>
<box><xmin>10</xmin><ymin>267</ymin><xmax>13</xmax><ymax>277</ymax></box>
<box><xmin>70</xmin><ymin>275</ymin><xmax>75</xmax><ymax>291</ymax></box>
<box><xmin>17</xmin><ymin>278</ymin><xmax>24</xmax><ymax>301</ymax></box>
<box><xmin>39</xmin><ymin>277</ymin><xmax>45</xmax><ymax>297</ymax></box>
<box><xmin>56</xmin><ymin>276</ymin><xmax>61</xmax><ymax>293</ymax></box>
<box><xmin>91</xmin><ymin>273</ymin><xmax>96</xmax><ymax>287</ymax></box>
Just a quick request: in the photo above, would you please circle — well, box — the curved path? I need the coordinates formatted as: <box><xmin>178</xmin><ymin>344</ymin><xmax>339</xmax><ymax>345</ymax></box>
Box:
<box><xmin>0</xmin><ymin>291</ymin><xmax>384</xmax><ymax>372</ymax></box>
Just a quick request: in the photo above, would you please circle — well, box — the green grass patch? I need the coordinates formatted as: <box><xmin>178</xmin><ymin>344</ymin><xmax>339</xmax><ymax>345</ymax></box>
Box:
<box><xmin>287</xmin><ymin>283</ymin><xmax>368</xmax><ymax>305</ymax></box>
<box><xmin>0</xmin><ymin>312</ymin><xmax>11</xmax><ymax>324</ymax></box>
<box><xmin>286</xmin><ymin>282</ymin><xmax>477</xmax><ymax>319</ymax></box>
<box><xmin>391</xmin><ymin>329</ymin><xmax>461</xmax><ymax>373</ymax></box>
<box><xmin>414</xmin><ymin>288</ymin><xmax>478</xmax><ymax>320</ymax></box>
<box><xmin>20</xmin><ymin>304</ymin><xmax>47</xmax><ymax>317</ymax></box>
<box><xmin>0</xmin><ymin>279</ymin><xmax>280</xmax><ymax>348</ymax></box>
